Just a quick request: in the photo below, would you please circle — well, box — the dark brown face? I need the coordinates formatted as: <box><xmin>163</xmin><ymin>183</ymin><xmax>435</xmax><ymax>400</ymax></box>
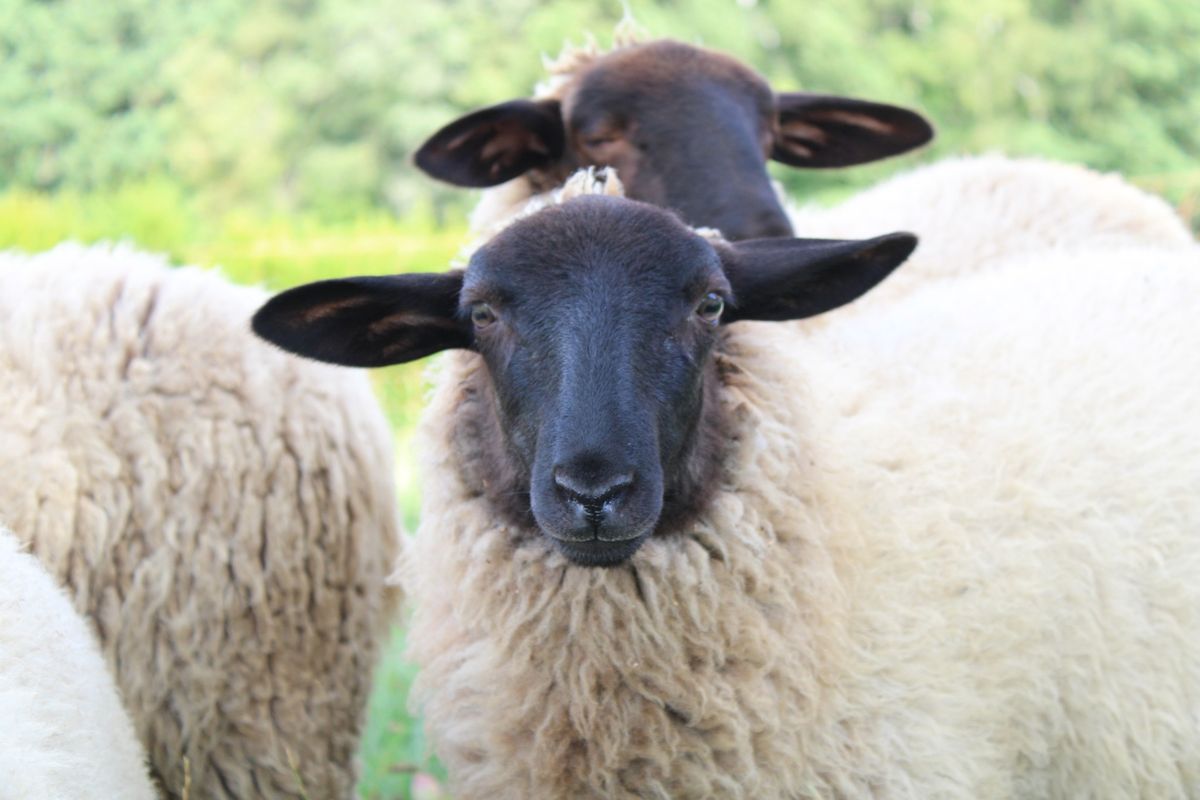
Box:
<box><xmin>560</xmin><ymin>42</ymin><xmax>790</xmax><ymax>240</ymax></box>
<box><xmin>251</xmin><ymin>196</ymin><xmax>918</xmax><ymax>567</ymax></box>
<box><xmin>415</xmin><ymin>39</ymin><xmax>934</xmax><ymax>241</ymax></box>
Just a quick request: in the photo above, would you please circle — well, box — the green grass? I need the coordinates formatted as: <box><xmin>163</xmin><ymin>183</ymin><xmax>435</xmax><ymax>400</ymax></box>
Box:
<box><xmin>357</xmin><ymin>628</ymin><xmax>448</xmax><ymax>799</ymax></box>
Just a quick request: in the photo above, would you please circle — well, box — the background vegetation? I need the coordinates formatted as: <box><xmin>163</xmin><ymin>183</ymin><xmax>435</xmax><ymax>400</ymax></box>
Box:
<box><xmin>1</xmin><ymin>0</ymin><xmax>1196</xmax><ymax>797</ymax></box>
<box><xmin>3</xmin><ymin>0</ymin><xmax>1198</xmax><ymax>221</ymax></box>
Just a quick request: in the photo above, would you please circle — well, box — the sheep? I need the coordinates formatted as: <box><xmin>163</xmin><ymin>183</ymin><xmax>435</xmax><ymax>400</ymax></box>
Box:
<box><xmin>252</xmin><ymin>173</ymin><xmax>1200</xmax><ymax>798</ymax></box>
<box><xmin>786</xmin><ymin>153</ymin><xmax>1196</xmax><ymax>321</ymax></box>
<box><xmin>415</xmin><ymin>20</ymin><xmax>933</xmax><ymax>241</ymax></box>
<box><xmin>414</xmin><ymin>24</ymin><xmax>1195</xmax><ymax>280</ymax></box>
<box><xmin>0</xmin><ymin>243</ymin><xmax>403</xmax><ymax>799</ymax></box>
<box><xmin>0</xmin><ymin>522</ymin><xmax>157</xmax><ymax>800</ymax></box>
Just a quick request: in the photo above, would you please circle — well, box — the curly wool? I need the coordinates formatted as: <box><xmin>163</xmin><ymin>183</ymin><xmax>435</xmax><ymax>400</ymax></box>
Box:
<box><xmin>0</xmin><ymin>244</ymin><xmax>402</xmax><ymax>799</ymax></box>
<box><xmin>0</xmin><ymin>523</ymin><xmax>156</xmax><ymax>800</ymax></box>
<box><xmin>787</xmin><ymin>154</ymin><xmax>1194</xmax><ymax>322</ymax></box>
<box><xmin>402</xmin><ymin>209</ymin><xmax>1200</xmax><ymax>794</ymax></box>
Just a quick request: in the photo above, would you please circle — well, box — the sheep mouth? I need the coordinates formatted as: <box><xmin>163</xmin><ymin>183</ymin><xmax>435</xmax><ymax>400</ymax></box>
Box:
<box><xmin>530</xmin><ymin>466</ymin><xmax>664</xmax><ymax>563</ymax></box>
<box><xmin>549</xmin><ymin>534</ymin><xmax>649</xmax><ymax>567</ymax></box>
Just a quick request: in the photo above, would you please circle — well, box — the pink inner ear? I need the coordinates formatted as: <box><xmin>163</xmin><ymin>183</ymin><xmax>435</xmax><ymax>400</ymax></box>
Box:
<box><xmin>777</xmin><ymin>120</ymin><xmax>825</xmax><ymax>142</ymax></box>
<box><xmin>445</xmin><ymin>130</ymin><xmax>477</xmax><ymax>152</ymax></box>
<box><xmin>479</xmin><ymin>129</ymin><xmax>548</xmax><ymax>163</ymax></box>
<box><xmin>479</xmin><ymin>137</ymin><xmax>510</xmax><ymax>162</ymax></box>
<box><xmin>367</xmin><ymin>314</ymin><xmax>411</xmax><ymax>336</ymax></box>
<box><xmin>805</xmin><ymin>109</ymin><xmax>897</xmax><ymax>135</ymax></box>
<box><xmin>772</xmin><ymin>119</ymin><xmax>830</xmax><ymax>152</ymax></box>
<box><xmin>300</xmin><ymin>296</ymin><xmax>370</xmax><ymax>323</ymax></box>
<box><xmin>368</xmin><ymin>312</ymin><xmax>460</xmax><ymax>336</ymax></box>
<box><xmin>777</xmin><ymin>138</ymin><xmax>814</xmax><ymax>158</ymax></box>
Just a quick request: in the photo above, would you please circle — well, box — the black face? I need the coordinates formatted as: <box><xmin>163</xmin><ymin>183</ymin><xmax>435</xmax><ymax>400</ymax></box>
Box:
<box><xmin>461</xmin><ymin>200</ymin><xmax>730</xmax><ymax>564</ymax></box>
<box><xmin>561</xmin><ymin>42</ymin><xmax>791</xmax><ymax>241</ymax></box>
<box><xmin>415</xmin><ymin>40</ymin><xmax>934</xmax><ymax>242</ymax></box>
<box><xmin>251</xmin><ymin>196</ymin><xmax>917</xmax><ymax>566</ymax></box>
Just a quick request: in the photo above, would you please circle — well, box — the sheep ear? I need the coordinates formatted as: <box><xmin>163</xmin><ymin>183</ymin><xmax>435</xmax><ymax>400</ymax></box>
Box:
<box><xmin>251</xmin><ymin>272</ymin><xmax>469</xmax><ymax>367</ymax></box>
<box><xmin>414</xmin><ymin>99</ymin><xmax>565</xmax><ymax>187</ymax></box>
<box><xmin>718</xmin><ymin>233</ymin><xmax>916</xmax><ymax>323</ymax></box>
<box><xmin>772</xmin><ymin>93</ymin><xmax>933</xmax><ymax>168</ymax></box>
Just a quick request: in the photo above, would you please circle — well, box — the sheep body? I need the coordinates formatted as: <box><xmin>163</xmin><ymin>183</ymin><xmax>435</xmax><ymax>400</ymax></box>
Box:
<box><xmin>403</xmin><ymin>240</ymin><xmax>1200</xmax><ymax>797</ymax></box>
<box><xmin>0</xmin><ymin>244</ymin><xmax>402</xmax><ymax>798</ymax></box>
<box><xmin>0</xmin><ymin>523</ymin><xmax>157</xmax><ymax>800</ymax></box>
<box><xmin>787</xmin><ymin>154</ymin><xmax>1194</xmax><ymax>319</ymax></box>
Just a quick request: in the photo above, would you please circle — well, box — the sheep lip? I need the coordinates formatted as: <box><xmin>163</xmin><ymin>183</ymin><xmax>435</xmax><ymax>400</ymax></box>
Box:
<box><xmin>550</xmin><ymin>534</ymin><xmax>649</xmax><ymax>568</ymax></box>
<box><xmin>544</xmin><ymin>526</ymin><xmax>645</xmax><ymax>543</ymax></box>
<box><xmin>541</xmin><ymin>511</ymin><xmax>657</xmax><ymax>545</ymax></box>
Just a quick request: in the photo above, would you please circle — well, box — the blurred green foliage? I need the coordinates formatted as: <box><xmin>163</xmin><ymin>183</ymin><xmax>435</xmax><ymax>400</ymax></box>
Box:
<box><xmin>2</xmin><ymin>0</ymin><xmax>1197</xmax><ymax>222</ymax></box>
<box><xmin>1</xmin><ymin>2</ymin><xmax>1197</xmax><ymax>797</ymax></box>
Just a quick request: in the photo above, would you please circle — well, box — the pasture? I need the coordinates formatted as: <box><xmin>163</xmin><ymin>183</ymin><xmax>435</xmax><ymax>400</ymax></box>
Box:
<box><xmin>2</xmin><ymin>1</ymin><xmax>1198</xmax><ymax>797</ymax></box>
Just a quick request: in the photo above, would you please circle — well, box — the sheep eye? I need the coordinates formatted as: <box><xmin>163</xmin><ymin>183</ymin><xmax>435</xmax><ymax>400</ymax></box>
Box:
<box><xmin>470</xmin><ymin>302</ymin><xmax>496</xmax><ymax>329</ymax></box>
<box><xmin>696</xmin><ymin>293</ymin><xmax>724</xmax><ymax>323</ymax></box>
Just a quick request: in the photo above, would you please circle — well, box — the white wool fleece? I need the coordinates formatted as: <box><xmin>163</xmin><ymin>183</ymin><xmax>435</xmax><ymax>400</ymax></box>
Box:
<box><xmin>401</xmin><ymin>171</ymin><xmax>1200</xmax><ymax>796</ymax></box>
<box><xmin>787</xmin><ymin>154</ymin><xmax>1194</xmax><ymax>324</ymax></box>
<box><xmin>0</xmin><ymin>524</ymin><xmax>157</xmax><ymax>800</ymax></box>
<box><xmin>0</xmin><ymin>243</ymin><xmax>403</xmax><ymax>799</ymax></box>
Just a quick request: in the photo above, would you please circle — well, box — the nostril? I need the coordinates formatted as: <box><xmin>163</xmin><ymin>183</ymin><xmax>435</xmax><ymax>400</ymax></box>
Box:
<box><xmin>553</xmin><ymin>469</ymin><xmax>634</xmax><ymax>507</ymax></box>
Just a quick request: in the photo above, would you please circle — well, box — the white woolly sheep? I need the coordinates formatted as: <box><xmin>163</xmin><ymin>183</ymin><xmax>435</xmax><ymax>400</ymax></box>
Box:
<box><xmin>415</xmin><ymin>22</ymin><xmax>933</xmax><ymax>242</ymax></box>
<box><xmin>0</xmin><ymin>243</ymin><xmax>402</xmax><ymax>799</ymax></box>
<box><xmin>252</xmin><ymin>173</ymin><xmax>1200</xmax><ymax>798</ymax></box>
<box><xmin>0</xmin><ymin>522</ymin><xmax>157</xmax><ymax>800</ymax></box>
<box><xmin>787</xmin><ymin>153</ymin><xmax>1195</xmax><ymax>320</ymax></box>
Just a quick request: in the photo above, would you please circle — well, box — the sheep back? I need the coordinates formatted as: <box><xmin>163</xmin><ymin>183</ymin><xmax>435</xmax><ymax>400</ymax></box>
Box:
<box><xmin>0</xmin><ymin>243</ymin><xmax>402</xmax><ymax>799</ymax></box>
<box><xmin>787</xmin><ymin>154</ymin><xmax>1194</xmax><ymax>320</ymax></box>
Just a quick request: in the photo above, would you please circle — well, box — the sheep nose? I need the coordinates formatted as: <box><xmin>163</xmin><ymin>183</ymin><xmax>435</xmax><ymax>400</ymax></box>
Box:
<box><xmin>553</xmin><ymin>468</ymin><xmax>634</xmax><ymax>524</ymax></box>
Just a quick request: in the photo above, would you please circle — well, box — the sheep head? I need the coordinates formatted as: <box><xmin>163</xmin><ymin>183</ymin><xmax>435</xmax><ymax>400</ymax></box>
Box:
<box><xmin>253</xmin><ymin>197</ymin><xmax>915</xmax><ymax>566</ymax></box>
<box><xmin>414</xmin><ymin>39</ymin><xmax>933</xmax><ymax>241</ymax></box>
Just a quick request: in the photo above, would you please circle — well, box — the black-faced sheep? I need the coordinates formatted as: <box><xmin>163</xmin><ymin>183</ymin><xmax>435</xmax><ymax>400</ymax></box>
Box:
<box><xmin>415</xmin><ymin>24</ymin><xmax>933</xmax><ymax>241</ymax></box>
<box><xmin>0</xmin><ymin>244</ymin><xmax>402</xmax><ymax>798</ymax></box>
<box><xmin>253</xmin><ymin>174</ymin><xmax>1200</xmax><ymax>798</ymax></box>
<box><xmin>416</xmin><ymin>26</ymin><xmax>1193</xmax><ymax>287</ymax></box>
